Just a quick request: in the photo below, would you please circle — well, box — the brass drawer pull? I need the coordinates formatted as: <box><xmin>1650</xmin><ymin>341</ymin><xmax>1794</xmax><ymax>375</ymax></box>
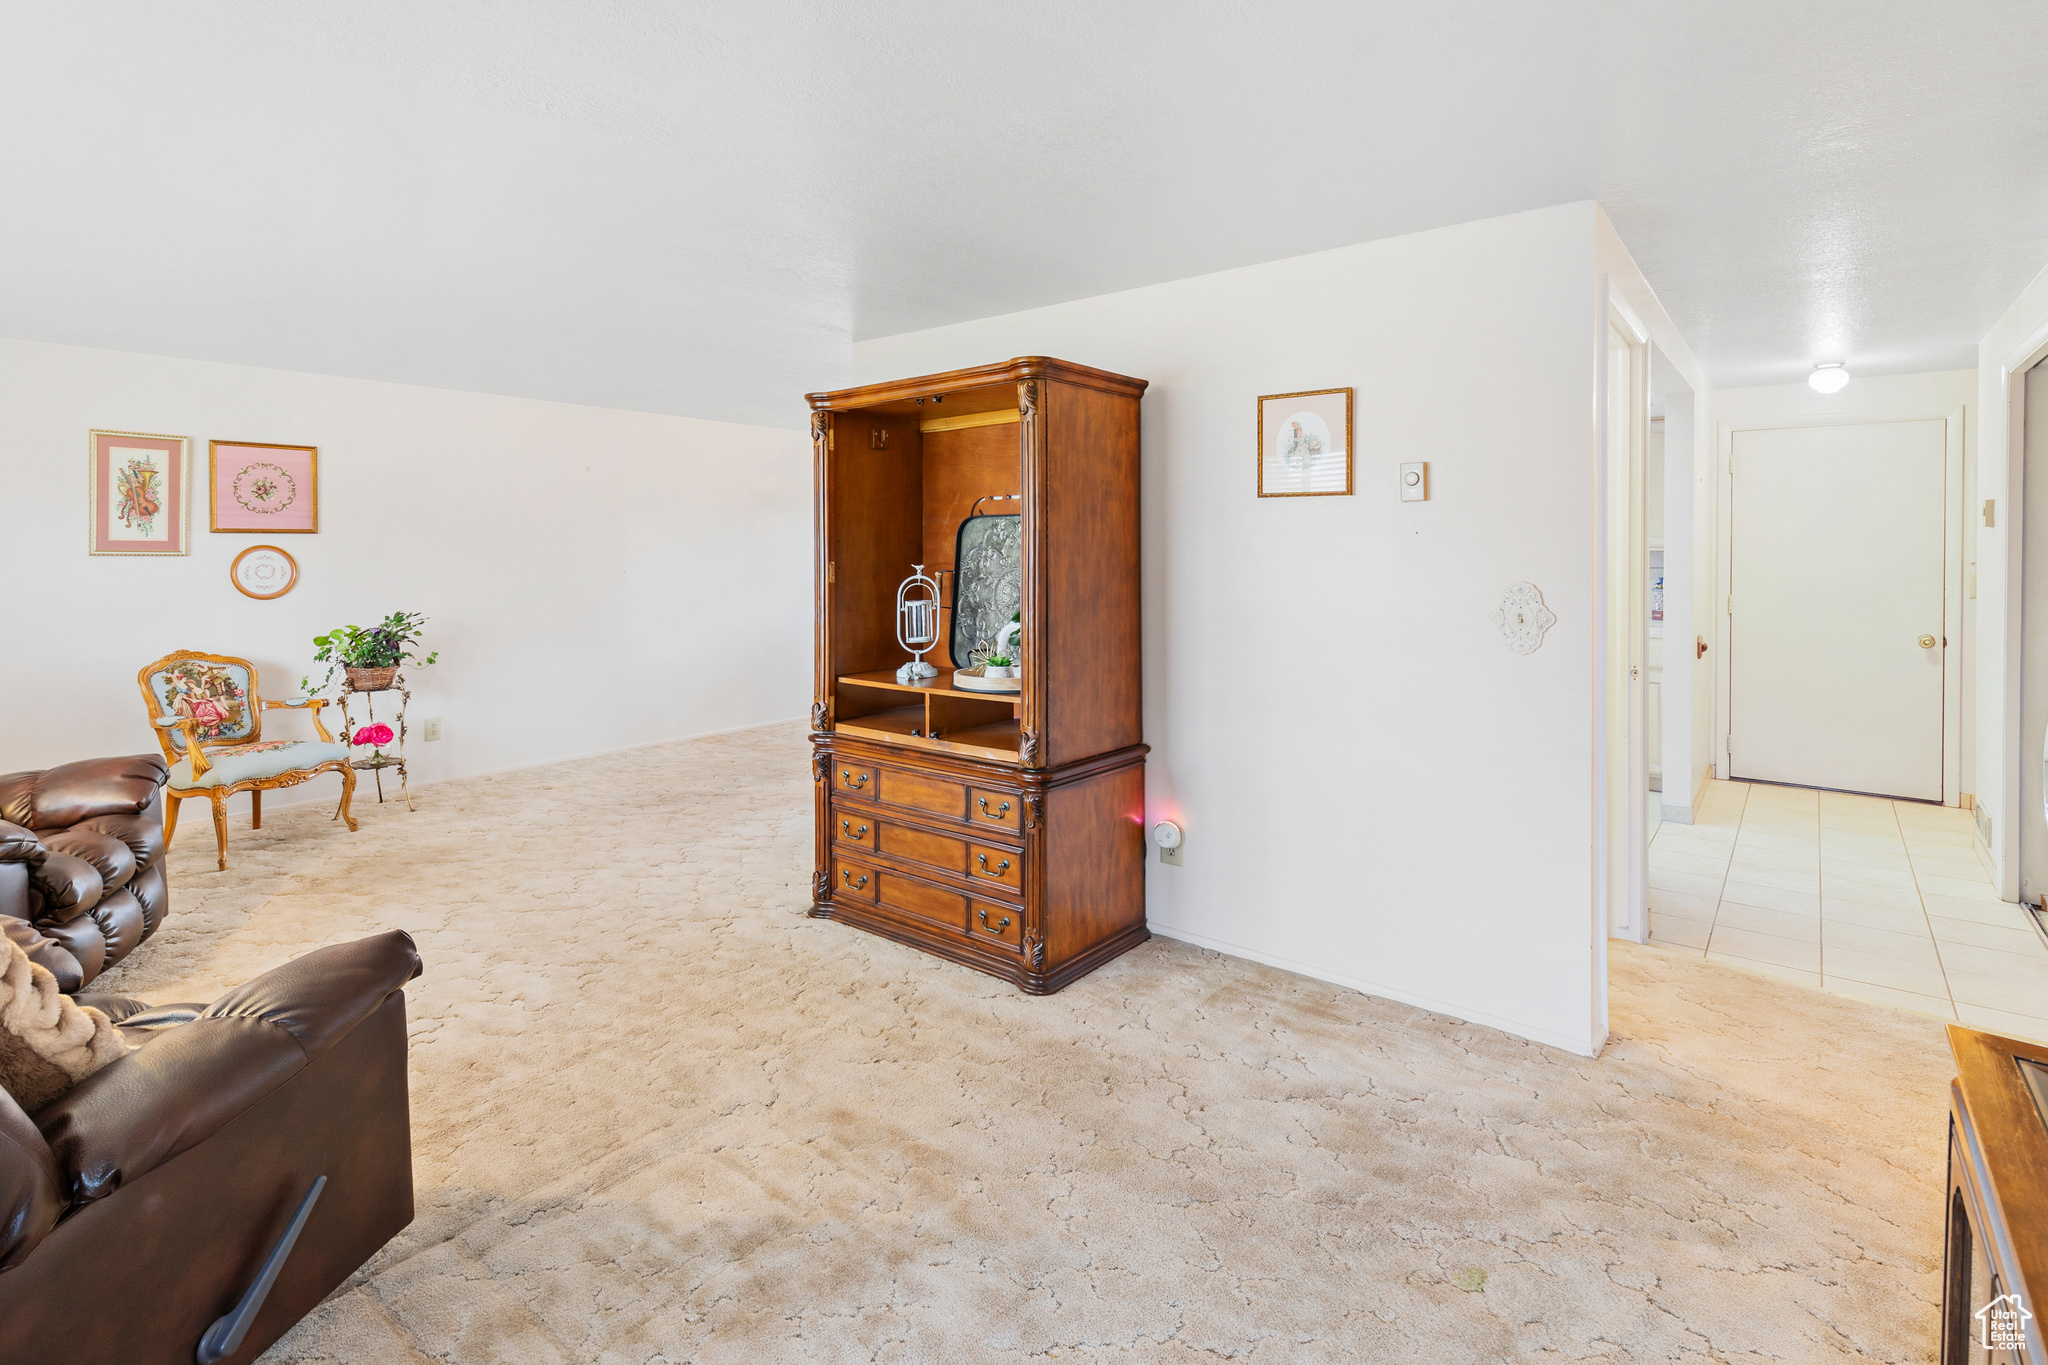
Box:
<box><xmin>978</xmin><ymin>798</ymin><xmax>1010</xmax><ymax>820</ymax></box>
<box><xmin>839</xmin><ymin>820</ymin><xmax>868</xmax><ymax>840</ymax></box>
<box><xmin>977</xmin><ymin>907</ymin><xmax>1012</xmax><ymax>933</ymax></box>
<box><xmin>840</xmin><ymin>870</ymin><xmax>868</xmax><ymax>890</ymax></box>
<box><xmin>976</xmin><ymin>854</ymin><xmax>1011</xmax><ymax>877</ymax></box>
<box><xmin>841</xmin><ymin>770</ymin><xmax>869</xmax><ymax>789</ymax></box>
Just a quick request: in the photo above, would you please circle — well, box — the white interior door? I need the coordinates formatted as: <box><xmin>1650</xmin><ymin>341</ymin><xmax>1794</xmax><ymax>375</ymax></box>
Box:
<box><xmin>1728</xmin><ymin>419</ymin><xmax>1948</xmax><ymax>800</ymax></box>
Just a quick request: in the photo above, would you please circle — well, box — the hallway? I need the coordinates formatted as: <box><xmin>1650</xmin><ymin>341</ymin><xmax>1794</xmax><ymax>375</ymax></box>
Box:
<box><xmin>1647</xmin><ymin>779</ymin><xmax>2048</xmax><ymax>1042</ymax></box>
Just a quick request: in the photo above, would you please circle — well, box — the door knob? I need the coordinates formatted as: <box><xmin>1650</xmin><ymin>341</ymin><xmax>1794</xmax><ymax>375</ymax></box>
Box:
<box><xmin>1917</xmin><ymin>634</ymin><xmax>1937</xmax><ymax>649</ymax></box>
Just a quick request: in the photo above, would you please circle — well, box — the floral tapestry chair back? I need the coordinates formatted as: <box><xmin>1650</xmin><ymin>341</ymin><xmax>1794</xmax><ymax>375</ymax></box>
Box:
<box><xmin>135</xmin><ymin>649</ymin><xmax>357</xmax><ymax>870</ymax></box>
<box><xmin>144</xmin><ymin>657</ymin><xmax>260</xmax><ymax>751</ymax></box>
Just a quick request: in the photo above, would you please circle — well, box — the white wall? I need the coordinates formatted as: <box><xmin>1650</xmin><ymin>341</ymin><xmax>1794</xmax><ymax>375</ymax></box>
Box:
<box><xmin>1976</xmin><ymin>260</ymin><xmax>2048</xmax><ymax>897</ymax></box>
<box><xmin>858</xmin><ymin>203</ymin><xmax>1612</xmax><ymax>1054</ymax></box>
<box><xmin>1711</xmin><ymin>369</ymin><xmax>1978</xmax><ymax>803</ymax></box>
<box><xmin>0</xmin><ymin>339</ymin><xmax>811</xmax><ymax>800</ymax></box>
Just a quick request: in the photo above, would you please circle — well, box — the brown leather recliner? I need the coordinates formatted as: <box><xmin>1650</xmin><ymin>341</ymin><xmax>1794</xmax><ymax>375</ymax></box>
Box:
<box><xmin>0</xmin><ymin>755</ymin><xmax>171</xmax><ymax>991</ymax></box>
<box><xmin>0</xmin><ymin>931</ymin><xmax>421</xmax><ymax>1365</ymax></box>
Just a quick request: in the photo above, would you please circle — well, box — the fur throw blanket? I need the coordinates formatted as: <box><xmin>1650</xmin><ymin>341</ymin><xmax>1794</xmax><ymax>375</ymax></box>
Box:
<box><xmin>0</xmin><ymin>937</ymin><xmax>125</xmax><ymax>1112</ymax></box>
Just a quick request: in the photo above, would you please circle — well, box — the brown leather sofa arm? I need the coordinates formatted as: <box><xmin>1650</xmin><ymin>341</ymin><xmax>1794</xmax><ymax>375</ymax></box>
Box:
<box><xmin>0</xmin><ymin>755</ymin><xmax>167</xmax><ymax>831</ymax></box>
<box><xmin>0</xmin><ymin>825</ymin><xmax>85</xmax><ymax>992</ymax></box>
<box><xmin>34</xmin><ymin>931</ymin><xmax>423</xmax><ymax>1206</ymax></box>
<box><xmin>0</xmin><ymin>1091</ymin><xmax>63</xmax><ymax>1272</ymax></box>
<box><xmin>26</xmin><ymin>852</ymin><xmax>100</xmax><ymax>920</ymax></box>
<box><xmin>0</xmin><ymin>916</ymin><xmax>84</xmax><ymax>996</ymax></box>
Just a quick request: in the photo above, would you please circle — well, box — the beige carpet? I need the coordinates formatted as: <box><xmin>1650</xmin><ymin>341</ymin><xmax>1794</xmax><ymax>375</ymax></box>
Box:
<box><xmin>93</xmin><ymin>722</ymin><xmax>1954</xmax><ymax>1363</ymax></box>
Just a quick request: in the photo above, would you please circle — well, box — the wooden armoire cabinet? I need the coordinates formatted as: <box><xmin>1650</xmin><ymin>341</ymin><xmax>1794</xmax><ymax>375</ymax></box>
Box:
<box><xmin>806</xmin><ymin>357</ymin><xmax>1148</xmax><ymax>993</ymax></box>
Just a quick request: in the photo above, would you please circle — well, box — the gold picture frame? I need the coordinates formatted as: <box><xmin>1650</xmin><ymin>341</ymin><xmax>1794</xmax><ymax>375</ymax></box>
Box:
<box><xmin>210</xmin><ymin>440</ymin><xmax>318</xmax><ymax>532</ymax></box>
<box><xmin>89</xmin><ymin>430</ymin><xmax>190</xmax><ymax>555</ymax></box>
<box><xmin>229</xmin><ymin>544</ymin><xmax>300</xmax><ymax>600</ymax></box>
<box><xmin>1257</xmin><ymin>388</ymin><xmax>1354</xmax><ymax>497</ymax></box>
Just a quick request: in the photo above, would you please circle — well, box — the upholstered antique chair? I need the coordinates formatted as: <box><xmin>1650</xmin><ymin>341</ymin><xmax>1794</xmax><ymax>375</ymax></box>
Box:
<box><xmin>137</xmin><ymin>651</ymin><xmax>357</xmax><ymax>871</ymax></box>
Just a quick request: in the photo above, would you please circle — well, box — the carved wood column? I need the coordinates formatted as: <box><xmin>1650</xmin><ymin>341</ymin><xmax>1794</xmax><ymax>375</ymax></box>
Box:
<box><xmin>811</xmin><ymin>407</ymin><xmax>833</xmax><ymax>906</ymax></box>
<box><xmin>1018</xmin><ymin>378</ymin><xmax>1047</xmax><ymax>768</ymax></box>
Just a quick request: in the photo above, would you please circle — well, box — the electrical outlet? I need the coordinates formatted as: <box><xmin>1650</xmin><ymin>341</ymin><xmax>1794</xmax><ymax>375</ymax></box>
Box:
<box><xmin>422</xmin><ymin>717</ymin><xmax>444</xmax><ymax>742</ymax></box>
<box><xmin>1159</xmin><ymin>844</ymin><xmax>1182</xmax><ymax>867</ymax></box>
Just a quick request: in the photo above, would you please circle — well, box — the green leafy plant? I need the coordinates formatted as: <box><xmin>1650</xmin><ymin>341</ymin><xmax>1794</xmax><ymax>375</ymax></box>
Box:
<box><xmin>301</xmin><ymin>611</ymin><xmax>439</xmax><ymax>695</ymax></box>
<box><xmin>983</xmin><ymin>654</ymin><xmax>1013</xmax><ymax>667</ymax></box>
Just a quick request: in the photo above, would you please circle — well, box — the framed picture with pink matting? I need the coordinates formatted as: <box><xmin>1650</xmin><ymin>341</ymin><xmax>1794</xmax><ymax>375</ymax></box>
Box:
<box><xmin>89</xmin><ymin>430</ymin><xmax>190</xmax><ymax>555</ymax></box>
<box><xmin>210</xmin><ymin>440</ymin><xmax>318</xmax><ymax>533</ymax></box>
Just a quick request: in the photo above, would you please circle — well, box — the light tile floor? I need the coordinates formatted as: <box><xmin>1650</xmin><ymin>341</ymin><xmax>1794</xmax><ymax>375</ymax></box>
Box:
<box><xmin>1648</xmin><ymin>779</ymin><xmax>2048</xmax><ymax>1044</ymax></box>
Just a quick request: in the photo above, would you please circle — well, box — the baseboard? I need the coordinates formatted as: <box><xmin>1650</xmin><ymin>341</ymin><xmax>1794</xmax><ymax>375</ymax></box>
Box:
<box><xmin>247</xmin><ymin>714</ymin><xmax>807</xmax><ymax>810</ymax></box>
<box><xmin>1974</xmin><ymin>803</ymin><xmax>1999</xmax><ymax>885</ymax></box>
<box><xmin>1660</xmin><ymin>803</ymin><xmax>1696</xmax><ymax>825</ymax></box>
<box><xmin>1147</xmin><ymin>922</ymin><xmax>1600</xmax><ymax>1057</ymax></box>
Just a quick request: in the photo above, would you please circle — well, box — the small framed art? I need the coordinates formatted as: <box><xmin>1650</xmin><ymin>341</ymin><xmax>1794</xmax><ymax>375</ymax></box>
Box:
<box><xmin>211</xmin><ymin>441</ymin><xmax>317</xmax><ymax>533</ymax></box>
<box><xmin>230</xmin><ymin>544</ymin><xmax>299</xmax><ymax>599</ymax></box>
<box><xmin>89</xmin><ymin>430</ymin><xmax>190</xmax><ymax>555</ymax></box>
<box><xmin>1257</xmin><ymin>388</ymin><xmax>1353</xmax><ymax>497</ymax></box>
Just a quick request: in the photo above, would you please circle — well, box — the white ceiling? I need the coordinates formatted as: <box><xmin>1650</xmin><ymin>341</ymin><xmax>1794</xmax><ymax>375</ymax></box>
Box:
<box><xmin>5</xmin><ymin>2</ymin><xmax>2045</xmax><ymax>428</ymax></box>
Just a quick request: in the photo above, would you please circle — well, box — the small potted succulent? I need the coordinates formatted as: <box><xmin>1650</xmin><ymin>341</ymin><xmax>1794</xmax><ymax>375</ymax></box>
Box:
<box><xmin>981</xmin><ymin>612</ymin><xmax>1022</xmax><ymax>677</ymax></box>
<box><xmin>304</xmin><ymin>611</ymin><xmax>438</xmax><ymax>695</ymax></box>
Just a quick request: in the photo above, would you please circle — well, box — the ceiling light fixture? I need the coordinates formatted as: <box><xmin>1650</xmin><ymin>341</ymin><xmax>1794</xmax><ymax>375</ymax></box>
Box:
<box><xmin>1809</xmin><ymin>361</ymin><xmax>1851</xmax><ymax>394</ymax></box>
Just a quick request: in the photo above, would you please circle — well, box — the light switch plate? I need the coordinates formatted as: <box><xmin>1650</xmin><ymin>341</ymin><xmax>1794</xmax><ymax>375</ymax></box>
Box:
<box><xmin>1399</xmin><ymin>462</ymin><xmax>1427</xmax><ymax>501</ymax></box>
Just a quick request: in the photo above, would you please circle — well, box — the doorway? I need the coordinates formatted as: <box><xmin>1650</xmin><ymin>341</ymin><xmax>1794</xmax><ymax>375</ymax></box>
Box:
<box><xmin>1599</xmin><ymin>307</ymin><xmax>1649</xmax><ymax>945</ymax></box>
<box><xmin>1725</xmin><ymin>416</ymin><xmax>1961</xmax><ymax>802</ymax></box>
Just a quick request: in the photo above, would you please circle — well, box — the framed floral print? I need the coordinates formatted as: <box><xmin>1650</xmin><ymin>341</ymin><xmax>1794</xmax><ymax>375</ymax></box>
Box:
<box><xmin>1257</xmin><ymin>388</ymin><xmax>1353</xmax><ymax>497</ymax></box>
<box><xmin>210</xmin><ymin>440</ymin><xmax>318</xmax><ymax>533</ymax></box>
<box><xmin>89</xmin><ymin>430</ymin><xmax>190</xmax><ymax>555</ymax></box>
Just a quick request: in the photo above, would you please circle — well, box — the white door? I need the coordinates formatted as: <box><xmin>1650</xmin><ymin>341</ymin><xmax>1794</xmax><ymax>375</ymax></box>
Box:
<box><xmin>1728</xmin><ymin>419</ymin><xmax>1947</xmax><ymax>800</ymax></box>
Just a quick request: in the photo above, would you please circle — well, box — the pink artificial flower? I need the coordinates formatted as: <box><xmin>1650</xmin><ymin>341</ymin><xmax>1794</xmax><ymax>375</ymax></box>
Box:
<box><xmin>353</xmin><ymin>723</ymin><xmax>395</xmax><ymax>747</ymax></box>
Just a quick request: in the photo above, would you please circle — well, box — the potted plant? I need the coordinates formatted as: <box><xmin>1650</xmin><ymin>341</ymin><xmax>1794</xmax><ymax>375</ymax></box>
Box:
<box><xmin>303</xmin><ymin>611</ymin><xmax>438</xmax><ymax>695</ymax></box>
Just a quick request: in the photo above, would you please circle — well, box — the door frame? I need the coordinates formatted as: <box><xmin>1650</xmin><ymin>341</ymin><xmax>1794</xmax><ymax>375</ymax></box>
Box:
<box><xmin>1714</xmin><ymin>406</ymin><xmax>1966</xmax><ymax>804</ymax></box>
<box><xmin>1995</xmin><ymin>326</ymin><xmax>2048</xmax><ymax>898</ymax></box>
<box><xmin>1596</xmin><ymin>287</ymin><xmax>1650</xmax><ymax>946</ymax></box>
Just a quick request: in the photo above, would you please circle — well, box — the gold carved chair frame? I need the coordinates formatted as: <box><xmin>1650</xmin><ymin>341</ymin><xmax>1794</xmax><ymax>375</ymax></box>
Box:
<box><xmin>137</xmin><ymin>649</ymin><xmax>358</xmax><ymax>870</ymax></box>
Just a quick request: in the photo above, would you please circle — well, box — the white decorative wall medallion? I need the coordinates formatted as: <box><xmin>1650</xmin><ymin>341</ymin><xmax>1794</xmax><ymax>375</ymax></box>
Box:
<box><xmin>1491</xmin><ymin>582</ymin><xmax>1556</xmax><ymax>654</ymax></box>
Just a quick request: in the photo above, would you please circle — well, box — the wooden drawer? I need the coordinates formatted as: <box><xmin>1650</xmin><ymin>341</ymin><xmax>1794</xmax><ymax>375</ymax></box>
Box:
<box><xmin>877</xmin><ymin>870</ymin><xmax>967</xmax><ymax>933</ymax></box>
<box><xmin>834</xmin><ymin>761</ymin><xmax>879</xmax><ymax>798</ymax></box>
<box><xmin>969</xmin><ymin>788</ymin><xmax>1021</xmax><ymax>832</ymax></box>
<box><xmin>877</xmin><ymin>821</ymin><xmax>967</xmax><ymax>876</ymax></box>
<box><xmin>831</xmin><ymin>854</ymin><xmax>877</xmax><ymax>901</ymax></box>
<box><xmin>968</xmin><ymin>842</ymin><xmax>1021</xmax><ymax>896</ymax></box>
<box><xmin>879</xmin><ymin>767</ymin><xmax>968</xmax><ymax>820</ymax></box>
<box><xmin>968</xmin><ymin>900</ymin><xmax>1022</xmax><ymax>952</ymax></box>
<box><xmin>833</xmin><ymin>809</ymin><xmax>875</xmax><ymax>849</ymax></box>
